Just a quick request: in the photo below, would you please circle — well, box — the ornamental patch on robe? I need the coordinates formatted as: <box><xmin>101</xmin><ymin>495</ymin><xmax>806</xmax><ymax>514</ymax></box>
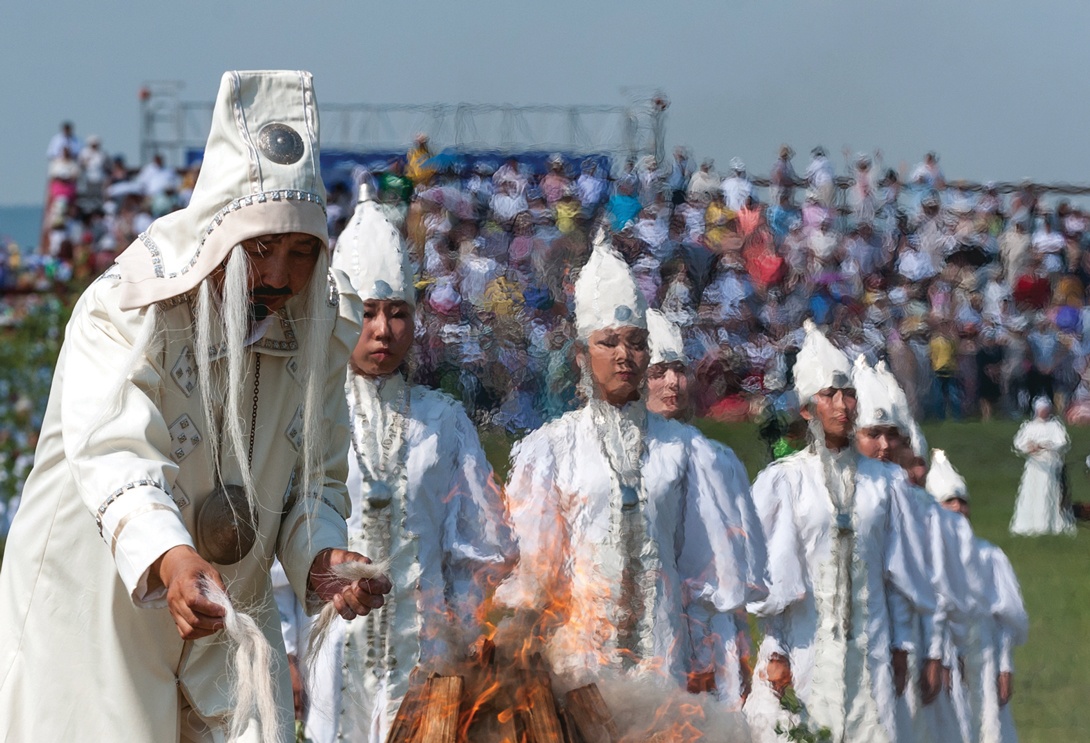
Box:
<box><xmin>167</xmin><ymin>414</ymin><xmax>202</xmax><ymax>462</ymax></box>
<box><xmin>285</xmin><ymin>405</ymin><xmax>304</xmax><ymax>451</ymax></box>
<box><xmin>171</xmin><ymin>346</ymin><xmax>197</xmax><ymax>397</ymax></box>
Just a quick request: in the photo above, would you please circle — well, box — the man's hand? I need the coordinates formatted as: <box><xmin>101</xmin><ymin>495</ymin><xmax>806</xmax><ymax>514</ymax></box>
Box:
<box><xmin>308</xmin><ymin>548</ymin><xmax>392</xmax><ymax>620</ymax></box>
<box><xmin>920</xmin><ymin>658</ymin><xmax>943</xmax><ymax>705</ymax></box>
<box><xmin>998</xmin><ymin>672</ymin><xmax>1014</xmax><ymax>707</ymax></box>
<box><xmin>892</xmin><ymin>649</ymin><xmax>909</xmax><ymax>697</ymax></box>
<box><xmin>287</xmin><ymin>654</ymin><xmax>307</xmax><ymax>721</ymax></box>
<box><xmin>765</xmin><ymin>653</ymin><xmax>792</xmax><ymax>698</ymax></box>
<box><xmin>153</xmin><ymin>545</ymin><xmax>227</xmax><ymax>640</ymax></box>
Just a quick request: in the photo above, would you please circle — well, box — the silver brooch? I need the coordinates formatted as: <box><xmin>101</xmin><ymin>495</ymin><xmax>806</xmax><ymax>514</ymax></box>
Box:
<box><xmin>614</xmin><ymin>305</ymin><xmax>633</xmax><ymax>322</ymax></box>
<box><xmin>257</xmin><ymin>123</ymin><xmax>305</xmax><ymax>165</ymax></box>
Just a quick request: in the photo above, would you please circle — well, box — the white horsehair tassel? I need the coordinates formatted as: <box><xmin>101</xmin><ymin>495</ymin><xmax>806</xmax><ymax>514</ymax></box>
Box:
<box><xmin>201</xmin><ymin>579</ymin><xmax>281</xmax><ymax>743</ymax></box>
<box><xmin>305</xmin><ymin>559</ymin><xmax>391</xmax><ymax>666</ymax></box>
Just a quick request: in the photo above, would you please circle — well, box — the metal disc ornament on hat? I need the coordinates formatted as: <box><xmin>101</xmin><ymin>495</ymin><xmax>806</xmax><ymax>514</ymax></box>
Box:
<box><xmin>197</xmin><ymin>483</ymin><xmax>258</xmax><ymax>564</ymax></box>
<box><xmin>257</xmin><ymin>123</ymin><xmax>305</xmax><ymax>165</ymax></box>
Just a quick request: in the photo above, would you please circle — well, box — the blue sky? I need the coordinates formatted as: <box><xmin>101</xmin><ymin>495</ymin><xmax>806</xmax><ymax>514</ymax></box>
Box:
<box><xmin>3</xmin><ymin>0</ymin><xmax>1089</xmax><ymax>204</ymax></box>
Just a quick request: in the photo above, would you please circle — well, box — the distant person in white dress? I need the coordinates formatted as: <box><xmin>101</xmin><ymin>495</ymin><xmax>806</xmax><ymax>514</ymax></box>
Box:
<box><xmin>1010</xmin><ymin>397</ymin><xmax>1076</xmax><ymax>536</ymax></box>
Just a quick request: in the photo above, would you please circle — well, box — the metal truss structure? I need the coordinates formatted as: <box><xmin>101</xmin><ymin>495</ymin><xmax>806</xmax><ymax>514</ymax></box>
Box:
<box><xmin>139</xmin><ymin>82</ymin><xmax>669</xmax><ymax>170</ymax></box>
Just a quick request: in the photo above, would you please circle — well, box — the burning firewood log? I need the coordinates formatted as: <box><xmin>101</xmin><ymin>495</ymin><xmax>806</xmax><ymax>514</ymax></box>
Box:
<box><xmin>386</xmin><ymin>674</ymin><xmax>427</xmax><ymax>743</ymax></box>
<box><xmin>563</xmin><ymin>684</ymin><xmax>619</xmax><ymax>743</ymax></box>
<box><xmin>417</xmin><ymin>676</ymin><xmax>465</xmax><ymax>743</ymax></box>
<box><xmin>518</xmin><ymin>669</ymin><xmax>566</xmax><ymax>743</ymax></box>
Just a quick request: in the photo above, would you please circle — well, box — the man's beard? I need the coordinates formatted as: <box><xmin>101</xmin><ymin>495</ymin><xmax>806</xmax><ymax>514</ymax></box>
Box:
<box><xmin>249</xmin><ymin>287</ymin><xmax>292</xmax><ymax>324</ymax></box>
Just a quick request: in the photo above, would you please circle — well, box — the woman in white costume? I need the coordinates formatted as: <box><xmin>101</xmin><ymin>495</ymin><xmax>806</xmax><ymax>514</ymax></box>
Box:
<box><xmin>928</xmin><ymin>451</ymin><xmax>1028</xmax><ymax>743</ymax></box>
<box><xmin>1010</xmin><ymin>397</ymin><xmax>1075</xmax><ymax>536</ymax></box>
<box><xmin>857</xmin><ymin>359</ymin><xmax>979</xmax><ymax>743</ymax></box>
<box><xmin>644</xmin><ymin>308</ymin><xmax>769</xmax><ymax>706</ymax></box>
<box><xmin>495</xmin><ymin>234</ymin><xmax>762</xmax><ymax>700</ymax></box>
<box><xmin>282</xmin><ymin>184</ymin><xmax>517</xmax><ymax>743</ymax></box>
<box><xmin>744</xmin><ymin>321</ymin><xmax>936</xmax><ymax>743</ymax></box>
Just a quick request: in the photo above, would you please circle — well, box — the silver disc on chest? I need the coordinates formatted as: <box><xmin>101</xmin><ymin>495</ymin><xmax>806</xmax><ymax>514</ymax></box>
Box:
<box><xmin>620</xmin><ymin>484</ymin><xmax>640</xmax><ymax>510</ymax></box>
<box><xmin>365</xmin><ymin>480</ymin><xmax>394</xmax><ymax>509</ymax></box>
<box><xmin>196</xmin><ymin>483</ymin><xmax>258</xmax><ymax>565</ymax></box>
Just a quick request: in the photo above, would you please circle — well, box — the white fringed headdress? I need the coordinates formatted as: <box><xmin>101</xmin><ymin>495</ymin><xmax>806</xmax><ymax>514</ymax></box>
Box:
<box><xmin>115</xmin><ymin>70</ymin><xmax>327</xmax><ymax>310</ymax></box>
<box><xmin>925</xmin><ymin>449</ymin><xmax>968</xmax><ymax>502</ymax></box>
<box><xmin>874</xmin><ymin>360</ymin><xmax>929</xmax><ymax>462</ymax></box>
<box><xmin>852</xmin><ymin>355</ymin><xmax>897</xmax><ymax>430</ymax></box>
<box><xmin>331</xmin><ymin>181</ymin><xmax>415</xmax><ymax>306</ymax></box>
<box><xmin>574</xmin><ymin>231</ymin><xmax>647</xmax><ymax>339</ymax></box>
<box><xmin>793</xmin><ymin>319</ymin><xmax>852</xmax><ymax>403</ymax></box>
<box><xmin>647</xmin><ymin>309</ymin><xmax>687</xmax><ymax>366</ymax></box>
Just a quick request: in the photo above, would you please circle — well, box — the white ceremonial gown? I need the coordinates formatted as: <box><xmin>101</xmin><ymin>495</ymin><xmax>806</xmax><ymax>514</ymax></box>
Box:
<box><xmin>0</xmin><ymin>271</ymin><xmax>360</xmax><ymax>741</ymax></box>
<box><xmin>745</xmin><ymin>447</ymin><xmax>936</xmax><ymax>743</ymax></box>
<box><xmin>286</xmin><ymin>373</ymin><xmax>516</xmax><ymax>743</ymax></box>
<box><xmin>890</xmin><ymin>488</ymin><xmax>979</xmax><ymax>743</ymax></box>
<box><xmin>959</xmin><ymin>539</ymin><xmax>1028</xmax><ymax>743</ymax></box>
<box><xmin>495</xmin><ymin>400</ymin><xmax>766</xmax><ymax>695</ymax></box>
<box><xmin>1009</xmin><ymin>417</ymin><xmax>1075</xmax><ymax>536</ymax></box>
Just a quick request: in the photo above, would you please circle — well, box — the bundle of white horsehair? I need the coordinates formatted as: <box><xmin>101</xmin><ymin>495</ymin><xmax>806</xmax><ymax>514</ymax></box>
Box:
<box><xmin>201</xmin><ymin>580</ymin><xmax>282</xmax><ymax>743</ymax></box>
<box><xmin>304</xmin><ymin>559</ymin><xmax>391</xmax><ymax>664</ymax></box>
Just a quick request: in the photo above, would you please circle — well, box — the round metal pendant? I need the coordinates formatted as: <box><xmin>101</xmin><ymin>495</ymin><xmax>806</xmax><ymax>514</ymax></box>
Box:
<box><xmin>257</xmin><ymin>122</ymin><xmax>305</xmax><ymax>165</ymax></box>
<box><xmin>620</xmin><ymin>484</ymin><xmax>640</xmax><ymax>510</ymax></box>
<box><xmin>197</xmin><ymin>483</ymin><xmax>258</xmax><ymax>565</ymax></box>
<box><xmin>366</xmin><ymin>481</ymin><xmax>394</xmax><ymax>509</ymax></box>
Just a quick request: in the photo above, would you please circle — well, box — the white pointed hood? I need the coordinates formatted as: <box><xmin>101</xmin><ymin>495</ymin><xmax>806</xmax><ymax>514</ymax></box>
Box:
<box><xmin>115</xmin><ymin>70</ymin><xmax>327</xmax><ymax>310</ymax></box>
<box><xmin>926</xmin><ymin>449</ymin><xmax>968</xmax><ymax>502</ymax></box>
<box><xmin>793</xmin><ymin>319</ymin><xmax>852</xmax><ymax>403</ymax></box>
<box><xmin>852</xmin><ymin>355</ymin><xmax>897</xmax><ymax>429</ymax></box>
<box><xmin>647</xmin><ymin>309</ymin><xmax>687</xmax><ymax>366</ymax></box>
<box><xmin>874</xmin><ymin>360</ymin><xmax>928</xmax><ymax>462</ymax></box>
<box><xmin>332</xmin><ymin>181</ymin><xmax>415</xmax><ymax>306</ymax></box>
<box><xmin>574</xmin><ymin>231</ymin><xmax>648</xmax><ymax>339</ymax></box>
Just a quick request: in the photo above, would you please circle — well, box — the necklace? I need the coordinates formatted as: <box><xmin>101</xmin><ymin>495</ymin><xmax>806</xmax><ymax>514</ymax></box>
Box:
<box><xmin>347</xmin><ymin>373</ymin><xmax>411</xmax><ymax>509</ymax></box>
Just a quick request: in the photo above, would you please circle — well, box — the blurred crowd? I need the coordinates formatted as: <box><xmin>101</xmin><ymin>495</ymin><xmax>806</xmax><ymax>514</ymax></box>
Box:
<box><xmin>26</xmin><ymin>124</ymin><xmax>1090</xmax><ymax>444</ymax></box>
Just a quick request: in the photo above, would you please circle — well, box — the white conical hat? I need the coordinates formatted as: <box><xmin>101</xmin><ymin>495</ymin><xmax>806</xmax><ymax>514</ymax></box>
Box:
<box><xmin>793</xmin><ymin>319</ymin><xmax>852</xmax><ymax>403</ymax></box>
<box><xmin>332</xmin><ymin>181</ymin><xmax>415</xmax><ymax>305</ymax></box>
<box><xmin>647</xmin><ymin>309</ymin><xmax>687</xmax><ymax>366</ymax></box>
<box><xmin>874</xmin><ymin>360</ymin><xmax>928</xmax><ymax>462</ymax></box>
<box><xmin>852</xmin><ymin>355</ymin><xmax>898</xmax><ymax>429</ymax></box>
<box><xmin>574</xmin><ymin>231</ymin><xmax>647</xmax><ymax>339</ymax></box>
<box><xmin>115</xmin><ymin>70</ymin><xmax>327</xmax><ymax>310</ymax></box>
<box><xmin>926</xmin><ymin>449</ymin><xmax>968</xmax><ymax>502</ymax></box>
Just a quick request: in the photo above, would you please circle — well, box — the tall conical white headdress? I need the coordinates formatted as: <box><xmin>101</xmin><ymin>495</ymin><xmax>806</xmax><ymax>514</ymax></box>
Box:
<box><xmin>116</xmin><ymin>70</ymin><xmax>327</xmax><ymax>309</ymax></box>
<box><xmin>647</xmin><ymin>309</ymin><xmax>687</xmax><ymax>366</ymax></box>
<box><xmin>331</xmin><ymin>181</ymin><xmax>415</xmax><ymax>305</ymax></box>
<box><xmin>793</xmin><ymin>319</ymin><xmax>852</xmax><ymax>403</ymax></box>
<box><xmin>926</xmin><ymin>449</ymin><xmax>968</xmax><ymax>502</ymax></box>
<box><xmin>874</xmin><ymin>360</ymin><xmax>928</xmax><ymax>462</ymax></box>
<box><xmin>852</xmin><ymin>355</ymin><xmax>897</xmax><ymax>429</ymax></box>
<box><xmin>574</xmin><ymin>230</ymin><xmax>647</xmax><ymax>339</ymax></box>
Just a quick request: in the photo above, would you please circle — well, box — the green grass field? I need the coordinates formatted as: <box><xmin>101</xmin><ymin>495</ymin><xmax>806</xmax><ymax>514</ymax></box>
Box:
<box><xmin>483</xmin><ymin>418</ymin><xmax>1090</xmax><ymax>742</ymax></box>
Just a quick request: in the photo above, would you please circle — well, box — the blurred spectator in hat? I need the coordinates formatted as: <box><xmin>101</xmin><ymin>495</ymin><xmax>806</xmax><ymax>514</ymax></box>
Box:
<box><xmin>78</xmin><ymin>135</ymin><xmax>109</xmax><ymax>204</ymax></box>
<box><xmin>909</xmin><ymin>151</ymin><xmax>945</xmax><ymax>190</ymax></box>
<box><xmin>406</xmin><ymin>132</ymin><xmax>436</xmax><ymax>185</ymax></box>
<box><xmin>666</xmin><ymin>147</ymin><xmax>692</xmax><ymax>206</ymax></box>
<box><xmin>575</xmin><ymin>159</ymin><xmax>607</xmax><ymax>216</ymax></box>
<box><xmin>846</xmin><ymin>149</ymin><xmax>880</xmax><ymax>224</ymax></box>
<box><xmin>637</xmin><ymin>155</ymin><xmax>664</xmax><ymax>206</ymax></box>
<box><xmin>540</xmin><ymin>154</ymin><xmax>571</xmax><ymax>206</ymax></box>
<box><xmin>686</xmin><ymin>158</ymin><xmax>719</xmax><ymax>203</ymax></box>
<box><xmin>769</xmin><ymin>144</ymin><xmax>798</xmax><ymax>205</ymax></box>
<box><xmin>721</xmin><ymin>157</ymin><xmax>753</xmax><ymax>211</ymax></box>
<box><xmin>805</xmin><ymin>146</ymin><xmax>835</xmax><ymax>207</ymax></box>
<box><xmin>45</xmin><ymin>121</ymin><xmax>81</xmax><ymax>161</ymax></box>
<box><xmin>135</xmin><ymin>153</ymin><xmax>179</xmax><ymax>200</ymax></box>
<box><xmin>1000</xmin><ymin>218</ymin><xmax>1031</xmax><ymax>280</ymax></box>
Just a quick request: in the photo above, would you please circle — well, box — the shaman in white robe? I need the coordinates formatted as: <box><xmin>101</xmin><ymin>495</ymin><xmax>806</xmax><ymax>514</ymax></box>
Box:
<box><xmin>957</xmin><ymin>539</ymin><xmax>1028</xmax><ymax>743</ymax></box>
<box><xmin>0</xmin><ymin>270</ymin><xmax>361</xmax><ymax>741</ymax></box>
<box><xmin>283</xmin><ymin>373</ymin><xmax>516</xmax><ymax>743</ymax></box>
<box><xmin>1010</xmin><ymin>417</ymin><xmax>1075</xmax><ymax>536</ymax></box>
<box><xmin>745</xmin><ymin>447</ymin><xmax>937</xmax><ymax>743</ymax></box>
<box><xmin>495</xmin><ymin>400</ymin><xmax>766</xmax><ymax>696</ymax></box>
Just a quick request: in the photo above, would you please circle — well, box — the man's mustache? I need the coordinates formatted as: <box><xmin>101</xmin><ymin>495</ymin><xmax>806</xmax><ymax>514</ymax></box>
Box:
<box><xmin>249</xmin><ymin>286</ymin><xmax>292</xmax><ymax>323</ymax></box>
